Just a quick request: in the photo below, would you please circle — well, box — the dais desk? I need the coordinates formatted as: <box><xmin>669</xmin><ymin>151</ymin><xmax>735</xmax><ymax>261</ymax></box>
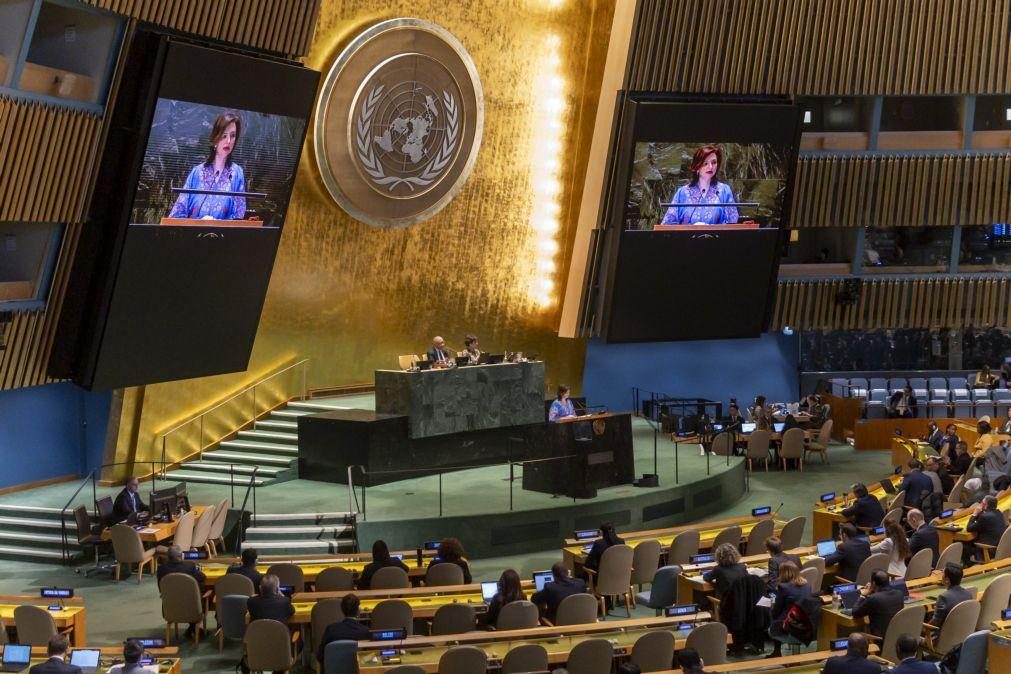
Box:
<box><xmin>0</xmin><ymin>601</ymin><xmax>86</xmax><ymax>645</ymax></box>
<box><xmin>25</xmin><ymin>646</ymin><xmax>179</xmax><ymax>674</ymax></box>
<box><xmin>100</xmin><ymin>506</ymin><xmax>208</xmax><ymax>544</ymax></box>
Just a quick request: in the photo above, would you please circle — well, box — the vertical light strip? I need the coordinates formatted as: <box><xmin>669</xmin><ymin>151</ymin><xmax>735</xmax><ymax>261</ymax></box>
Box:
<box><xmin>527</xmin><ymin>33</ymin><xmax>567</xmax><ymax>308</ymax></box>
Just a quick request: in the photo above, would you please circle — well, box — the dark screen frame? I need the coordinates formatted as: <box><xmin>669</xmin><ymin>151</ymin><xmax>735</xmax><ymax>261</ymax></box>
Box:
<box><xmin>597</xmin><ymin>94</ymin><xmax>802</xmax><ymax>343</ymax></box>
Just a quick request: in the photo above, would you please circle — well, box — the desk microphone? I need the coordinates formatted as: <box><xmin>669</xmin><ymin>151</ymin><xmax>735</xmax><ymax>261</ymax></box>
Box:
<box><xmin>771</xmin><ymin>502</ymin><xmax>784</xmax><ymax>519</ymax></box>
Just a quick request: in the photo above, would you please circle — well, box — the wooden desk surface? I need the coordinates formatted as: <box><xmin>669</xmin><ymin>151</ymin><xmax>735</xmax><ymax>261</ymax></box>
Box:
<box><xmin>811</xmin><ymin>473</ymin><xmax>903</xmax><ymax>541</ymax></box>
<box><xmin>202</xmin><ymin>555</ymin><xmax>430</xmax><ymax>585</ymax></box>
<box><xmin>355</xmin><ymin>615</ymin><xmax>716</xmax><ymax>673</ymax></box>
<box><xmin>101</xmin><ymin>505</ymin><xmax>208</xmax><ymax>544</ymax></box>
<box><xmin>0</xmin><ymin>604</ymin><xmax>87</xmax><ymax>645</ymax></box>
<box><xmin>664</xmin><ymin>647</ymin><xmax>883</xmax><ymax>673</ymax></box>
<box><xmin>933</xmin><ymin>486</ymin><xmax>1011</xmax><ymax>550</ymax></box>
<box><xmin>23</xmin><ymin>646</ymin><xmax>180</xmax><ymax>674</ymax></box>
<box><xmin>294</xmin><ymin>580</ymin><xmax>534</xmax><ymax>602</ymax></box>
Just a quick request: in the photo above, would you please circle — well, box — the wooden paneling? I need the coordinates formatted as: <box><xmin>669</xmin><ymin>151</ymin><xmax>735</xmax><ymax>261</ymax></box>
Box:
<box><xmin>84</xmin><ymin>0</ymin><xmax>320</xmax><ymax>57</ymax></box>
<box><xmin>792</xmin><ymin>153</ymin><xmax>1011</xmax><ymax>227</ymax></box>
<box><xmin>627</xmin><ymin>0</ymin><xmax>1011</xmax><ymax>95</ymax></box>
<box><xmin>770</xmin><ymin>277</ymin><xmax>1011</xmax><ymax>330</ymax></box>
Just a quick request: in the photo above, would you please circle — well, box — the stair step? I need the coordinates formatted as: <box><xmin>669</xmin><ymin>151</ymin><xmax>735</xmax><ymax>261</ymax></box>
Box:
<box><xmin>203</xmin><ymin>451</ymin><xmax>295</xmax><ymax>467</ymax></box>
<box><xmin>219</xmin><ymin>440</ymin><xmax>299</xmax><ymax>455</ymax></box>
<box><xmin>255</xmin><ymin>419</ymin><xmax>298</xmax><ymax>431</ymax></box>
<box><xmin>245</xmin><ymin>525</ymin><xmax>352</xmax><ymax>540</ymax></box>
<box><xmin>166</xmin><ymin>471</ymin><xmax>267</xmax><ymax>487</ymax></box>
<box><xmin>271</xmin><ymin>410</ymin><xmax>313</xmax><ymax>418</ymax></box>
<box><xmin>0</xmin><ymin>545</ymin><xmax>71</xmax><ymax>561</ymax></box>
<box><xmin>244</xmin><ymin>540</ymin><xmax>354</xmax><ymax>554</ymax></box>
<box><xmin>252</xmin><ymin>512</ymin><xmax>355</xmax><ymax>527</ymax></box>
<box><xmin>238</xmin><ymin>430</ymin><xmax>298</xmax><ymax>443</ymax></box>
<box><xmin>0</xmin><ymin>530</ymin><xmax>80</xmax><ymax>548</ymax></box>
<box><xmin>186</xmin><ymin>461</ymin><xmax>285</xmax><ymax>475</ymax></box>
<box><xmin>286</xmin><ymin>400</ymin><xmax>352</xmax><ymax>412</ymax></box>
<box><xmin>0</xmin><ymin>515</ymin><xmax>67</xmax><ymax>531</ymax></box>
<box><xmin>0</xmin><ymin>505</ymin><xmax>76</xmax><ymax>521</ymax></box>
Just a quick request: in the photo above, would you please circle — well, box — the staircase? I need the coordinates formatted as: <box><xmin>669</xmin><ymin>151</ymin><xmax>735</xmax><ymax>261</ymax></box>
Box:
<box><xmin>0</xmin><ymin>505</ymin><xmax>83</xmax><ymax>563</ymax></box>
<box><xmin>242</xmin><ymin>511</ymin><xmax>357</xmax><ymax>556</ymax></box>
<box><xmin>161</xmin><ymin>399</ymin><xmax>349</xmax><ymax>487</ymax></box>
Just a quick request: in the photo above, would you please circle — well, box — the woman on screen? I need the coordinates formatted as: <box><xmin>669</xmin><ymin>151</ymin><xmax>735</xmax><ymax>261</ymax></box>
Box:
<box><xmin>660</xmin><ymin>145</ymin><xmax>739</xmax><ymax>225</ymax></box>
<box><xmin>168</xmin><ymin>111</ymin><xmax>247</xmax><ymax>220</ymax></box>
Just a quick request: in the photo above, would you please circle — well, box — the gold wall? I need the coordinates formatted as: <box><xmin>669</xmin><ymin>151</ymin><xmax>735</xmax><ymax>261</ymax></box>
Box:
<box><xmin>112</xmin><ymin>0</ymin><xmax>614</xmax><ymax>469</ymax></box>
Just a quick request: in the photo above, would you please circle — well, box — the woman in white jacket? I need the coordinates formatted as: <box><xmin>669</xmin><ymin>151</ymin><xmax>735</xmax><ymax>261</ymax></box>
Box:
<box><xmin>870</xmin><ymin>519</ymin><xmax>911</xmax><ymax>577</ymax></box>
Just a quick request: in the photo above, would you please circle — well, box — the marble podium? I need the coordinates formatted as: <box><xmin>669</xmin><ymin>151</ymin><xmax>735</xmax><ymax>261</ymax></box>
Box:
<box><xmin>374</xmin><ymin>361</ymin><xmax>546</xmax><ymax>438</ymax></box>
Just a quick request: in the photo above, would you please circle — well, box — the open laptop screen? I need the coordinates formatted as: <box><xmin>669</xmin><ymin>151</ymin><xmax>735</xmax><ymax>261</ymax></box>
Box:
<box><xmin>70</xmin><ymin>650</ymin><xmax>101</xmax><ymax>668</ymax></box>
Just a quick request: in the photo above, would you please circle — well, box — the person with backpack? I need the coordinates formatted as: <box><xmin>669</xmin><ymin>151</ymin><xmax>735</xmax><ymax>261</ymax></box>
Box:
<box><xmin>767</xmin><ymin>561</ymin><xmax>813</xmax><ymax>658</ymax></box>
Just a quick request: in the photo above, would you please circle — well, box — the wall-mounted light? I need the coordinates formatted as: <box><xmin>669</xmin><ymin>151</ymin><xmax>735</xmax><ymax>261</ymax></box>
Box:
<box><xmin>803</xmin><ymin>110</ymin><xmax>812</xmax><ymax>124</ymax></box>
<box><xmin>1005</xmin><ymin>107</ymin><xmax>1011</xmax><ymax>121</ymax></box>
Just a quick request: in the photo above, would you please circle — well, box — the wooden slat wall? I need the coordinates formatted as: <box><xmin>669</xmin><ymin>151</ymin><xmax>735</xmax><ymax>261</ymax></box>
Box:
<box><xmin>84</xmin><ymin>0</ymin><xmax>321</xmax><ymax>57</ymax></box>
<box><xmin>769</xmin><ymin>277</ymin><xmax>1011</xmax><ymax>330</ymax></box>
<box><xmin>627</xmin><ymin>0</ymin><xmax>1011</xmax><ymax>95</ymax></box>
<box><xmin>1</xmin><ymin>0</ymin><xmax>322</xmax><ymax>392</ymax></box>
<box><xmin>791</xmin><ymin>153</ymin><xmax>1011</xmax><ymax>227</ymax></box>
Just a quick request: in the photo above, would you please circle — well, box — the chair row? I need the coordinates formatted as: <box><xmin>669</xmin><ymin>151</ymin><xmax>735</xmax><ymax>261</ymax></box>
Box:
<box><xmin>864</xmin><ymin>399</ymin><xmax>1011</xmax><ymax>419</ymax></box>
<box><xmin>831</xmin><ymin>376</ymin><xmax>1003</xmax><ymax>395</ymax></box>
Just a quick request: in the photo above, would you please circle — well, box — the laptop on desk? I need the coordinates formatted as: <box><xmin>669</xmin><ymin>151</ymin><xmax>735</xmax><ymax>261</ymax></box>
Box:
<box><xmin>880</xmin><ymin>479</ymin><xmax>897</xmax><ymax>494</ymax></box>
<box><xmin>816</xmin><ymin>539</ymin><xmax>837</xmax><ymax>557</ymax></box>
<box><xmin>0</xmin><ymin>645</ymin><xmax>30</xmax><ymax>673</ymax></box>
<box><xmin>69</xmin><ymin>650</ymin><xmax>101</xmax><ymax>674</ymax></box>
<box><xmin>741</xmin><ymin>422</ymin><xmax>756</xmax><ymax>433</ymax></box>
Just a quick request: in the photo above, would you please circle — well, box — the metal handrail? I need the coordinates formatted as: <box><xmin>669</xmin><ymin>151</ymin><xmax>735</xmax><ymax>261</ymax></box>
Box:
<box><xmin>158</xmin><ymin>358</ymin><xmax>309</xmax><ymax>475</ymax></box>
<box><xmin>233</xmin><ymin>466</ymin><xmax>259</xmax><ymax>552</ymax></box>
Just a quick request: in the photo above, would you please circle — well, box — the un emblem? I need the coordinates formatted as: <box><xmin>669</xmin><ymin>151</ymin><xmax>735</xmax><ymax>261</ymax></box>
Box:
<box><xmin>314</xmin><ymin>19</ymin><xmax>484</xmax><ymax>228</ymax></box>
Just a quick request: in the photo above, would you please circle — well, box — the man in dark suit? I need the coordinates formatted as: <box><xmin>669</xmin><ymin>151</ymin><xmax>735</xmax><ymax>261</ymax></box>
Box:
<box><xmin>923</xmin><ymin>421</ymin><xmax>943</xmax><ymax>451</ymax></box>
<box><xmin>156</xmin><ymin>545</ymin><xmax>206</xmax><ymax>587</ymax></box>
<box><xmin>426</xmin><ymin>336</ymin><xmax>451</xmax><ymax>364</ymax></box>
<box><xmin>892</xmin><ymin>634</ymin><xmax>939</xmax><ymax>673</ymax></box>
<box><xmin>887</xmin><ymin>386</ymin><xmax>918</xmax><ymax>418</ymax></box>
<box><xmin>822</xmin><ymin>632</ymin><xmax>882</xmax><ymax>674</ymax></box>
<box><xmin>226</xmin><ymin>547</ymin><xmax>263</xmax><ymax>592</ymax></box>
<box><xmin>949</xmin><ymin>440</ymin><xmax>973</xmax><ymax>476</ymax></box>
<box><xmin>531</xmin><ymin>561</ymin><xmax>588</xmax><ymax>622</ymax></box>
<box><xmin>967</xmin><ymin>494</ymin><xmax>1009</xmax><ymax>560</ymax></box>
<box><xmin>841</xmin><ymin>483</ymin><xmax>886</xmax><ymax>529</ymax></box>
<box><xmin>247</xmin><ymin>574</ymin><xmax>294</xmax><ymax>624</ymax></box>
<box><xmin>925</xmin><ymin>456</ymin><xmax>953</xmax><ymax>495</ymax></box>
<box><xmin>930</xmin><ymin>563</ymin><xmax>974</xmax><ymax>627</ymax></box>
<box><xmin>112</xmin><ymin>476</ymin><xmax>149</xmax><ymax>523</ymax></box>
<box><xmin>899</xmin><ymin>459</ymin><xmax>933</xmax><ymax>513</ymax></box>
<box><xmin>764</xmin><ymin>536</ymin><xmax>801</xmax><ymax>594</ymax></box>
<box><xmin>317</xmin><ymin>594</ymin><xmax>371</xmax><ymax>666</ymax></box>
<box><xmin>938</xmin><ymin>424</ymin><xmax>960</xmax><ymax>463</ymax></box>
<box><xmin>851</xmin><ymin>570</ymin><xmax>904</xmax><ymax>638</ymax></box>
<box><xmin>906</xmin><ymin>509</ymin><xmax>939</xmax><ymax>567</ymax></box>
<box><xmin>29</xmin><ymin>635</ymin><xmax>81</xmax><ymax>674</ymax></box>
<box><xmin>824</xmin><ymin>524</ymin><xmax>872</xmax><ymax>583</ymax></box>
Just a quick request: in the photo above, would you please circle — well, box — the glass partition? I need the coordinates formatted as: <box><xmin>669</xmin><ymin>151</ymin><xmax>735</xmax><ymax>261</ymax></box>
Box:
<box><xmin>0</xmin><ymin>221</ymin><xmax>63</xmax><ymax>308</ymax></box>
<box><xmin>863</xmin><ymin>225</ymin><xmax>953</xmax><ymax>273</ymax></box>
<box><xmin>0</xmin><ymin>0</ymin><xmax>33</xmax><ymax>88</ymax></box>
<box><xmin>958</xmin><ymin>225</ymin><xmax>1011</xmax><ymax>272</ymax></box>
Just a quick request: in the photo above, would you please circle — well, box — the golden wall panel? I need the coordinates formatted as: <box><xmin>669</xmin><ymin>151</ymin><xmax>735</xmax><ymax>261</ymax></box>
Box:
<box><xmin>628</xmin><ymin>0</ymin><xmax>1011</xmax><ymax>95</ymax></box>
<box><xmin>769</xmin><ymin>277</ymin><xmax>1011</xmax><ymax>330</ymax></box>
<box><xmin>111</xmin><ymin>0</ymin><xmax>614</xmax><ymax>468</ymax></box>
<box><xmin>792</xmin><ymin>153</ymin><xmax>1011</xmax><ymax>227</ymax></box>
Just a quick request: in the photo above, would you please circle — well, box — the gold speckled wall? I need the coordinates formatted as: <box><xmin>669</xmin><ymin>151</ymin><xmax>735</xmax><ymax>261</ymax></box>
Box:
<box><xmin>110</xmin><ymin>0</ymin><xmax>615</xmax><ymax>469</ymax></box>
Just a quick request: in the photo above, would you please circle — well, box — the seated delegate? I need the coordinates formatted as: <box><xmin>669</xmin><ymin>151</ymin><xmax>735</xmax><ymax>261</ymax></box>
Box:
<box><xmin>317</xmin><ymin>594</ymin><xmax>371</xmax><ymax>665</ymax></box>
<box><xmin>531</xmin><ymin>561</ymin><xmax>588</xmax><ymax>622</ymax></box>
<box><xmin>427</xmin><ymin>537</ymin><xmax>472</xmax><ymax>584</ymax></box>
<box><xmin>358</xmin><ymin>539</ymin><xmax>409</xmax><ymax>589</ymax></box>
<box><xmin>113</xmin><ymin>476</ymin><xmax>149</xmax><ymax>522</ymax></box>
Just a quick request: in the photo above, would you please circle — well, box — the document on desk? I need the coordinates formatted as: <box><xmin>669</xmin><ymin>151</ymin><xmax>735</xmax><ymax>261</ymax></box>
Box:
<box><xmin>756</xmin><ymin>596</ymin><xmax>772</xmax><ymax>608</ymax></box>
<box><xmin>746</xmin><ymin>566</ymin><xmax>767</xmax><ymax>577</ymax></box>
<box><xmin>139</xmin><ymin>528</ymin><xmax>159</xmax><ymax>534</ymax></box>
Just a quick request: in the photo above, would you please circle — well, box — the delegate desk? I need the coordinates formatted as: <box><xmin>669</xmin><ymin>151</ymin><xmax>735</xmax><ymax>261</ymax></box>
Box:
<box><xmin>355</xmin><ymin>614</ymin><xmax>715</xmax><ymax>673</ymax></box>
<box><xmin>989</xmin><ymin>624</ymin><xmax>1011</xmax><ymax>674</ymax></box>
<box><xmin>0</xmin><ymin>596</ymin><xmax>87</xmax><ymax>645</ymax></box>
<box><xmin>100</xmin><ymin>506</ymin><xmax>208</xmax><ymax>544</ymax></box>
<box><xmin>562</xmin><ymin>515</ymin><xmax>788</xmax><ymax>575</ymax></box>
<box><xmin>667</xmin><ymin>647</ymin><xmax>883</xmax><ymax>673</ymax></box>
<box><xmin>23</xmin><ymin>646</ymin><xmax>180</xmax><ymax>674</ymax></box>
<box><xmin>202</xmin><ymin>552</ymin><xmax>437</xmax><ymax>587</ymax></box>
<box><xmin>817</xmin><ymin>556</ymin><xmax>1011</xmax><ymax>648</ymax></box>
<box><xmin>931</xmin><ymin>486</ymin><xmax>1011</xmax><ymax>551</ymax></box>
<box><xmin>812</xmin><ymin>473</ymin><xmax>903</xmax><ymax>541</ymax></box>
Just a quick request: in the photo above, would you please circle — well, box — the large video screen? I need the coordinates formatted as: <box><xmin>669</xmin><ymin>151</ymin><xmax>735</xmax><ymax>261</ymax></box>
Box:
<box><xmin>624</xmin><ymin>141</ymin><xmax>791</xmax><ymax>230</ymax></box>
<box><xmin>49</xmin><ymin>33</ymin><xmax>319</xmax><ymax>389</ymax></box>
<box><xmin>131</xmin><ymin>99</ymin><xmax>305</xmax><ymax>228</ymax></box>
<box><xmin>599</xmin><ymin>97</ymin><xmax>802</xmax><ymax>343</ymax></box>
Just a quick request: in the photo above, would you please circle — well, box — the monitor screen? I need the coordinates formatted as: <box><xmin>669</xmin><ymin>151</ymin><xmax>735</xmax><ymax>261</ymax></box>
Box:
<box><xmin>70</xmin><ymin>650</ymin><xmax>101</xmax><ymax>668</ymax></box>
<box><xmin>741</xmin><ymin>422</ymin><xmax>756</xmax><ymax>433</ymax></box>
<box><xmin>820</xmin><ymin>492</ymin><xmax>836</xmax><ymax>503</ymax></box>
<box><xmin>130</xmin><ymin>638</ymin><xmax>165</xmax><ymax>648</ymax></box>
<box><xmin>1003</xmin><ymin>608</ymin><xmax>1011</xmax><ymax>620</ymax></box>
<box><xmin>773</xmin><ymin>422</ymin><xmax>785</xmax><ymax>433</ymax></box>
<box><xmin>830</xmin><ymin>638</ymin><xmax>849</xmax><ymax>651</ymax></box>
<box><xmin>50</xmin><ymin>33</ymin><xmax>320</xmax><ymax>390</ymax></box>
<box><xmin>574</xmin><ymin>529</ymin><xmax>597</xmax><ymax>540</ymax></box>
<box><xmin>423</xmin><ymin>540</ymin><xmax>441</xmax><ymax>550</ymax></box>
<box><xmin>183</xmin><ymin>550</ymin><xmax>208</xmax><ymax>560</ymax></box>
<box><xmin>533</xmin><ymin>571</ymin><xmax>554</xmax><ymax>592</ymax></box>
<box><xmin>752</xmin><ymin>506</ymin><xmax>772</xmax><ymax>517</ymax></box>
<box><xmin>689</xmin><ymin>554</ymin><xmax>714</xmax><ymax>564</ymax></box>
<box><xmin>2</xmin><ymin>644</ymin><xmax>30</xmax><ymax>665</ymax></box>
<box><xmin>391</xmin><ymin>554</ymin><xmax>403</xmax><ymax>560</ymax></box>
<box><xmin>872</xmin><ymin>526</ymin><xmax>885</xmax><ymax>535</ymax></box>
<box><xmin>278</xmin><ymin>585</ymin><xmax>294</xmax><ymax>597</ymax></box>
<box><xmin>40</xmin><ymin>588</ymin><xmax>73</xmax><ymax>598</ymax></box>
<box><xmin>832</xmin><ymin>582</ymin><xmax>857</xmax><ymax>595</ymax></box>
<box><xmin>940</xmin><ymin>509</ymin><xmax>954</xmax><ymax>519</ymax></box>
<box><xmin>817</xmin><ymin>539</ymin><xmax>838</xmax><ymax>557</ymax></box>
<box><xmin>370</xmin><ymin>628</ymin><xmax>407</xmax><ymax>642</ymax></box>
<box><xmin>598</xmin><ymin>97</ymin><xmax>801</xmax><ymax>342</ymax></box>
<box><xmin>711</xmin><ymin>423</ymin><xmax>724</xmax><ymax>431</ymax></box>
<box><xmin>481</xmin><ymin>581</ymin><xmax>498</xmax><ymax>603</ymax></box>
<box><xmin>665</xmin><ymin>604</ymin><xmax>698</xmax><ymax>617</ymax></box>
